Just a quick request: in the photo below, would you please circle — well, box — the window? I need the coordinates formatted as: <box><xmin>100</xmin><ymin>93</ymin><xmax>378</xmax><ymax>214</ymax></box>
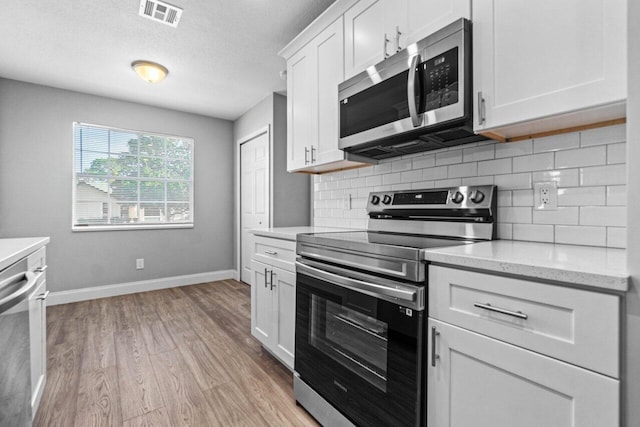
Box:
<box><xmin>73</xmin><ymin>123</ymin><xmax>194</xmax><ymax>230</ymax></box>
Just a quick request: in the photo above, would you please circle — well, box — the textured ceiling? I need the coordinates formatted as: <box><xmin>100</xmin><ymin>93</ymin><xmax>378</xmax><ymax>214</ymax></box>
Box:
<box><xmin>0</xmin><ymin>0</ymin><xmax>335</xmax><ymax>120</ymax></box>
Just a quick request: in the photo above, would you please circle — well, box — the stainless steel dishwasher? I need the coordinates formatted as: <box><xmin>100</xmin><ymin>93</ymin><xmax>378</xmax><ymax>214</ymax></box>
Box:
<box><xmin>0</xmin><ymin>258</ymin><xmax>39</xmax><ymax>426</ymax></box>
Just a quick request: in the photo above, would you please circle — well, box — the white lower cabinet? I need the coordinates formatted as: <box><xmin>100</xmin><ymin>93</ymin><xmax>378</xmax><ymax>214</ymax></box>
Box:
<box><xmin>27</xmin><ymin>246</ymin><xmax>47</xmax><ymax>417</ymax></box>
<box><xmin>427</xmin><ymin>319</ymin><xmax>619</xmax><ymax>427</ymax></box>
<box><xmin>250</xmin><ymin>258</ymin><xmax>296</xmax><ymax>370</ymax></box>
<box><xmin>427</xmin><ymin>265</ymin><xmax>620</xmax><ymax>427</ymax></box>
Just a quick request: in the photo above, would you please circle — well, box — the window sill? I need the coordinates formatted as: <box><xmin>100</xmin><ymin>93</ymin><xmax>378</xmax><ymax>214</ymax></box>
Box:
<box><xmin>72</xmin><ymin>223</ymin><xmax>194</xmax><ymax>232</ymax></box>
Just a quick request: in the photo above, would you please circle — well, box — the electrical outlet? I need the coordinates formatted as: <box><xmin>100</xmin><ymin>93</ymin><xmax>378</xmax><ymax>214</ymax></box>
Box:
<box><xmin>534</xmin><ymin>182</ymin><xmax>557</xmax><ymax>210</ymax></box>
<box><xmin>342</xmin><ymin>193</ymin><xmax>351</xmax><ymax>210</ymax></box>
<box><xmin>136</xmin><ymin>258</ymin><xmax>144</xmax><ymax>270</ymax></box>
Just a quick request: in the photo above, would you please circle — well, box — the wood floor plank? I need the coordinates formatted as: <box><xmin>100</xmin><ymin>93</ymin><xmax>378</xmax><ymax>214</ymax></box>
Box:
<box><xmin>36</xmin><ymin>279</ymin><xmax>318</xmax><ymax>427</ymax></box>
<box><xmin>73</xmin><ymin>366</ymin><xmax>121</xmax><ymax>427</ymax></box>
<box><xmin>114</xmin><ymin>326</ymin><xmax>164</xmax><ymax>420</ymax></box>
<box><xmin>122</xmin><ymin>407</ymin><xmax>172</xmax><ymax>427</ymax></box>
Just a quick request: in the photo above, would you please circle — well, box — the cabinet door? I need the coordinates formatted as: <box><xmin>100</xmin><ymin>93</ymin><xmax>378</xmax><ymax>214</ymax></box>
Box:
<box><xmin>314</xmin><ymin>17</ymin><xmax>345</xmax><ymax>166</ymax></box>
<box><xmin>29</xmin><ymin>276</ymin><xmax>47</xmax><ymax>415</ymax></box>
<box><xmin>271</xmin><ymin>266</ymin><xmax>296</xmax><ymax>370</ymax></box>
<box><xmin>405</xmin><ymin>0</ymin><xmax>470</xmax><ymax>45</ymax></box>
<box><xmin>427</xmin><ymin>319</ymin><xmax>619</xmax><ymax>427</ymax></box>
<box><xmin>344</xmin><ymin>0</ymin><xmax>389</xmax><ymax>79</ymax></box>
<box><xmin>473</xmin><ymin>0</ymin><xmax>626</xmax><ymax>133</ymax></box>
<box><xmin>250</xmin><ymin>260</ymin><xmax>272</xmax><ymax>345</ymax></box>
<box><xmin>287</xmin><ymin>45</ymin><xmax>314</xmax><ymax>171</ymax></box>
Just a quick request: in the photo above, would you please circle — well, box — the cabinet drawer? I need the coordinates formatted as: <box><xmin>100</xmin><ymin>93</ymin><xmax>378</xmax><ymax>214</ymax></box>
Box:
<box><xmin>428</xmin><ymin>265</ymin><xmax>620</xmax><ymax>378</ymax></box>
<box><xmin>27</xmin><ymin>246</ymin><xmax>46</xmax><ymax>272</ymax></box>
<box><xmin>252</xmin><ymin>235</ymin><xmax>297</xmax><ymax>272</ymax></box>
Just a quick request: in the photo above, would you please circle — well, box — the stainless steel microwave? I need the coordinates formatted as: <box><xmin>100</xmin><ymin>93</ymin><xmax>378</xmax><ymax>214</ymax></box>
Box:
<box><xmin>338</xmin><ymin>18</ymin><xmax>486</xmax><ymax>160</ymax></box>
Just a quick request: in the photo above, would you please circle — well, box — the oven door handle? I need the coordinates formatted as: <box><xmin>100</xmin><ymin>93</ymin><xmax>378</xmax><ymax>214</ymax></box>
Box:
<box><xmin>0</xmin><ymin>271</ymin><xmax>37</xmax><ymax>314</ymax></box>
<box><xmin>296</xmin><ymin>261</ymin><xmax>417</xmax><ymax>303</ymax></box>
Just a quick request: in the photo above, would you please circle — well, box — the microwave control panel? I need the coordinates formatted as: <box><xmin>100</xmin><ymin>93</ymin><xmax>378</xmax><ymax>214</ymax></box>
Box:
<box><xmin>424</xmin><ymin>47</ymin><xmax>459</xmax><ymax>112</ymax></box>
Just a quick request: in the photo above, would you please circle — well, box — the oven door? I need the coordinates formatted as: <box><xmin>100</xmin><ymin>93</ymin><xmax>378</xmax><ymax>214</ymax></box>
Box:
<box><xmin>295</xmin><ymin>260</ymin><xmax>425</xmax><ymax>426</ymax></box>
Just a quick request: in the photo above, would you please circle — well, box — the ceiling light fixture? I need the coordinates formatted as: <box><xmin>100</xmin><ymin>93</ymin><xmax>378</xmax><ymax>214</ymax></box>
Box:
<box><xmin>131</xmin><ymin>60</ymin><xmax>169</xmax><ymax>83</ymax></box>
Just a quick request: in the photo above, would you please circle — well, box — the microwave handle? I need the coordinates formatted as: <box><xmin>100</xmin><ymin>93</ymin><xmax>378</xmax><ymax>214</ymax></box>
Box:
<box><xmin>407</xmin><ymin>54</ymin><xmax>422</xmax><ymax>127</ymax></box>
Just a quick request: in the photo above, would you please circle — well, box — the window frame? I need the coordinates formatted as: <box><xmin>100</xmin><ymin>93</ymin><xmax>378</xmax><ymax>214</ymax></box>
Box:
<box><xmin>72</xmin><ymin>122</ymin><xmax>195</xmax><ymax>232</ymax></box>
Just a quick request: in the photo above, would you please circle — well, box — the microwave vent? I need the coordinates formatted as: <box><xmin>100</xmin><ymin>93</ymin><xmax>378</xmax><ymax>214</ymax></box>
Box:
<box><xmin>139</xmin><ymin>0</ymin><xmax>182</xmax><ymax>27</ymax></box>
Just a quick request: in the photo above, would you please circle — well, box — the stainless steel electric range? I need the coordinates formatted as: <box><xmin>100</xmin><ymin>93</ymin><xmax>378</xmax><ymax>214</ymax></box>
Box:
<box><xmin>294</xmin><ymin>185</ymin><xmax>497</xmax><ymax>427</ymax></box>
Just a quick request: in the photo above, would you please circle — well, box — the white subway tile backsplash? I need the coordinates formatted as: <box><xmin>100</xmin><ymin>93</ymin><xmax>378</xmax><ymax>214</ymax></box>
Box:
<box><xmin>513</xmin><ymin>153</ymin><xmax>554</xmax><ymax>172</ymax></box>
<box><xmin>495</xmin><ymin>139</ymin><xmax>533</xmax><ymax>158</ymax></box>
<box><xmin>478</xmin><ymin>158</ymin><xmax>512</xmax><ymax>176</ymax></box>
<box><xmin>512</xmin><ymin>189</ymin><xmax>534</xmax><ymax>206</ymax></box>
<box><xmin>435</xmin><ymin>150</ymin><xmax>463</xmax><ymax>166</ymax></box>
<box><xmin>497</xmin><ymin>223</ymin><xmax>513</xmax><ymax>240</ymax></box>
<box><xmin>606</xmin><ymin>185</ymin><xmax>627</xmax><ymax>206</ymax></box>
<box><xmin>557</xmin><ymin>187</ymin><xmax>606</xmax><ymax>206</ymax></box>
<box><xmin>400</xmin><ymin>169</ymin><xmax>423</xmax><ymax>183</ymax></box>
<box><xmin>513</xmin><ymin>224</ymin><xmax>554</xmax><ymax>243</ymax></box>
<box><xmin>463</xmin><ymin>144</ymin><xmax>495</xmax><ymax>162</ymax></box>
<box><xmin>555</xmin><ymin>226</ymin><xmax>607</xmax><ymax>246</ymax></box>
<box><xmin>314</xmin><ymin>125</ymin><xmax>627</xmax><ymax>248</ymax></box>
<box><xmin>555</xmin><ymin>145</ymin><xmax>606</xmax><ymax>169</ymax></box>
<box><xmin>607</xmin><ymin>227</ymin><xmax>627</xmax><ymax>248</ymax></box>
<box><xmin>365</xmin><ymin>175</ymin><xmax>383</xmax><ymax>187</ymax></box>
<box><xmin>580</xmin><ymin>164</ymin><xmax>626</xmax><ymax>186</ymax></box>
<box><xmin>533</xmin><ymin>207</ymin><xmax>579</xmax><ymax>225</ymax></box>
<box><xmin>533</xmin><ymin>133</ymin><xmax>580</xmax><ymax>153</ymax></box>
<box><xmin>462</xmin><ymin>176</ymin><xmax>494</xmax><ymax>186</ymax></box>
<box><xmin>494</xmin><ymin>173</ymin><xmax>532</xmax><ymax>190</ymax></box>
<box><xmin>607</xmin><ymin>142</ymin><xmax>626</xmax><ymax>164</ymax></box>
<box><xmin>423</xmin><ymin>165</ymin><xmax>448</xmax><ymax>181</ymax></box>
<box><xmin>580</xmin><ymin>206</ymin><xmax>626</xmax><ymax>227</ymax></box>
<box><xmin>498</xmin><ymin>191</ymin><xmax>512</xmax><ymax>206</ymax></box>
<box><xmin>382</xmin><ymin>172</ymin><xmax>402</xmax><ymax>185</ymax></box>
<box><xmin>391</xmin><ymin>158</ymin><xmax>412</xmax><ymax>172</ymax></box>
<box><xmin>412</xmin><ymin>154</ymin><xmax>436</xmax><ymax>169</ymax></box>
<box><xmin>448</xmin><ymin>162</ymin><xmax>478</xmax><ymax>178</ymax></box>
<box><xmin>532</xmin><ymin>169</ymin><xmax>580</xmax><ymax>187</ymax></box>
<box><xmin>499</xmin><ymin>206</ymin><xmax>532</xmax><ymax>223</ymax></box>
<box><xmin>580</xmin><ymin>124</ymin><xmax>626</xmax><ymax>147</ymax></box>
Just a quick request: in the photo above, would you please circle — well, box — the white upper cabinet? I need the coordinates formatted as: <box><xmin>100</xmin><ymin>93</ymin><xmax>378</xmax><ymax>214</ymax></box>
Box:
<box><xmin>473</xmin><ymin>0</ymin><xmax>627</xmax><ymax>140</ymax></box>
<box><xmin>283</xmin><ymin>10</ymin><xmax>374</xmax><ymax>173</ymax></box>
<box><xmin>344</xmin><ymin>0</ymin><xmax>470</xmax><ymax>79</ymax></box>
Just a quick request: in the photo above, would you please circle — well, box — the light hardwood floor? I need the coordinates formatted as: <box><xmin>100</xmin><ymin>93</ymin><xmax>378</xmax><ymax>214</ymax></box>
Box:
<box><xmin>34</xmin><ymin>280</ymin><xmax>319</xmax><ymax>427</ymax></box>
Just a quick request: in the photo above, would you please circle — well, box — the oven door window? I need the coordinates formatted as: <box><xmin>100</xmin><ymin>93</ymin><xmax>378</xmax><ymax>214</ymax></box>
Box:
<box><xmin>310</xmin><ymin>296</ymin><xmax>388</xmax><ymax>391</ymax></box>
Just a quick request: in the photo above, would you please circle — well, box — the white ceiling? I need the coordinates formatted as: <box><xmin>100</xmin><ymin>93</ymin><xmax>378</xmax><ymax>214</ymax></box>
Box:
<box><xmin>0</xmin><ymin>0</ymin><xmax>335</xmax><ymax>120</ymax></box>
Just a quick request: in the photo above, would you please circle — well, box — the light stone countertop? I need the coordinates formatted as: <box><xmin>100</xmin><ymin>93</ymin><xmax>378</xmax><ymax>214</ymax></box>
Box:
<box><xmin>423</xmin><ymin>240</ymin><xmax>629</xmax><ymax>292</ymax></box>
<box><xmin>249</xmin><ymin>226</ymin><xmax>360</xmax><ymax>241</ymax></box>
<box><xmin>0</xmin><ymin>237</ymin><xmax>50</xmax><ymax>271</ymax></box>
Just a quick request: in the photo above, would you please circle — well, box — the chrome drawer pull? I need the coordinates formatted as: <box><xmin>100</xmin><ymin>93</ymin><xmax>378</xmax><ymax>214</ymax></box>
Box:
<box><xmin>36</xmin><ymin>290</ymin><xmax>50</xmax><ymax>301</ymax></box>
<box><xmin>474</xmin><ymin>302</ymin><xmax>528</xmax><ymax>320</ymax></box>
<box><xmin>431</xmin><ymin>326</ymin><xmax>440</xmax><ymax>367</ymax></box>
<box><xmin>34</xmin><ymin>265</ymin><xmax>48</xmax><ymax>274</ymax></box>
<box><xmin>264</xmin><ymin>250</ymin><xmax>278</xmax><ymax>255</ymax></box>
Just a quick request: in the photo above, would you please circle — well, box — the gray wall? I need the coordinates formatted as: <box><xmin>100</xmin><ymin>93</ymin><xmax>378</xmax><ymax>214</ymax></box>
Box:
<box><xmin>0</xmin><ymin>78</ymin><xmax>234</xmax><ymax>292</ymax></box>
<box><xmin>625</xmin><ymin>1</ymin><xmax>639</xmax><ymax>425</ymax></box>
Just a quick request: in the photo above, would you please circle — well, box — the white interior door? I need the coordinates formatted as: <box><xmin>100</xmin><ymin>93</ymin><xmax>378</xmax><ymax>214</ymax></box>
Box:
<box><xmin>240</xmin><ymin>130</ymin><xmax>270</xmax><ymax>284</ymax></box>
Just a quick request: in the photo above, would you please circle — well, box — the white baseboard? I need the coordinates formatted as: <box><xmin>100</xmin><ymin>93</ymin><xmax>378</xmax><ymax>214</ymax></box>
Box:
<box><xmin>47</xmin><ymin>269</ymin><xmax>237</xmax><ymax>306</ymax></box>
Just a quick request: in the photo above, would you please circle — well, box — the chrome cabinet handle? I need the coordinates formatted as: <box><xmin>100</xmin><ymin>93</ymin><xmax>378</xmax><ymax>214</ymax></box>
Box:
<box><xmin>407</xmin><ymin>54</ymin><xmax>422</xmax><ymax>127</ymax></box>
<box><xmin>35</xmin><ymin>265</ymin><xmax>48</xmax><ymax>274</ymax></box>
<box><xmin>477</xmin><ymin>91</ymin><xmax>486</xmax><ymax>125</ymax></box>
<box><xmin>431</xmin><ymin>326</ymin><xmax>440</xmax><ymax>367</ymax></box>
<box><xmin>474</xmin><ymin>302</ymin><xmax>528</xmax><ymax>320</ymax></box>
<box><xmin>37</xmin><ymin>290</ymin><xmax>50</xmax><ymax>301</ymax></box>
<box><xmin>310</xmin><ymin>146</ymin><xmax>316</xmax><ymax>163</ymax></box>
<box><xmin>304</xmin><ymin>146</ymin><xmax>310</xmax><ymax>165</ymax></box>
<box><xmin>269</xmin><ymin>270</ymin><xmax>275</xmax><ymax>290</ymax></box>
<box><xmin>394</xmin><ymin>26</ymin><xmax>402</xmax><ymax>52</ymax></box>
<box><xmin>383</xmin><ymin>33</ymin><xmax>390</xmax><ymax>59</ymax></box>
<box><xmin>264</xmin><ymin>267</ymin><xmax>268</xmax><ymax>288</ymax></box>
<box><xmin>264</xmin><ymin>250</ymin><xmax>278</xmax><ymax>255</ymax></box>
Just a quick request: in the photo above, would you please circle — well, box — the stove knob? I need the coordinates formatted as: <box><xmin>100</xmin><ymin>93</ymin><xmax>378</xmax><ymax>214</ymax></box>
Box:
<box><xmin>382</xmin><ymin>195</ymin><xmax>392</xmax><ymax>205</ymax></box>
<box><xmin>371</xmin><ymin>195</ymin><xmax>381</xmax><ymax>205</ymax></box>
<box><xmin>470</xmin><ymin>190</ymin><xmax>485</xmax><ymax>204</ymax></box>
<box><xmin>451</xmin><ymin>191</ymin><xmax>464</xmax><ymax>204</ymax></box>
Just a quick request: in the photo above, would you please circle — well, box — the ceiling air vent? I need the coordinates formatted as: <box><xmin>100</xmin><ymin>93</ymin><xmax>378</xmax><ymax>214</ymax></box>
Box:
<box><xmin>139</xmin><ymin>0</ymin><xmax>183</xmax><ymax>28</ymax></box>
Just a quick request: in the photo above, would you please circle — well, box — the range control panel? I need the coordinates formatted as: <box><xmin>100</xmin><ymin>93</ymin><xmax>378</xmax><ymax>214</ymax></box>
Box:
<box><xmin>367</xmin><ymin>185</ymin><xmax>496</xmax><ymax>213</ymax></box>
